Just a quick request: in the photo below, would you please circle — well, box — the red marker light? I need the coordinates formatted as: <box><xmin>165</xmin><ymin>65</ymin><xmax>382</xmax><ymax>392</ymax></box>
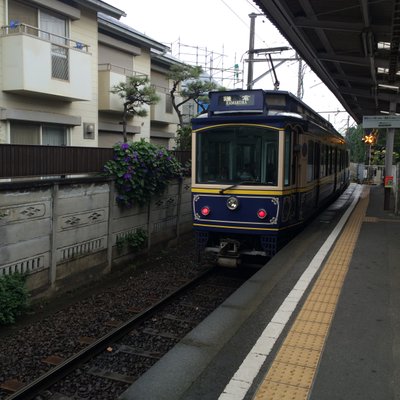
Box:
<box><xmin>257</xmin><ymin>209</ymin><xmax>267</xmax><ymax>219</ymax></box>
<box><xmin>201</xmin><ymin>206</ymin><xmax>211</xmax><ymax>216</ymax></box>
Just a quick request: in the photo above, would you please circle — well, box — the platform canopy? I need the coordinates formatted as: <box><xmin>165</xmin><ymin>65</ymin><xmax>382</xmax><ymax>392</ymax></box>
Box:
<box><xmin>254</xmin><ymin>0</ymin><xmax>400</xmax><ymax>124</ymax></box>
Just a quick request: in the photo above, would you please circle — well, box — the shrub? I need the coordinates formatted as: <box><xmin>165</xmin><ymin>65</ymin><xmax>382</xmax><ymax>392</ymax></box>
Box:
<box><xmin>0</xmin><ymin>273</ymin><xmax>29</xmax><ymax>325</ymax></box>
<box><xmin>103</xmin><ymin>140</ymin><xmax>182</xmax><ymax>207</ymax></box>
<box><xmin>116</xmin><ymin>228</ymin><xmax>148</xmax><ymax>252</ymax></box>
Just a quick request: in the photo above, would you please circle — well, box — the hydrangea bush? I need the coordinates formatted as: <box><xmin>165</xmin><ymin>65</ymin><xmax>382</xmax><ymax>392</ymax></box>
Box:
<box><xmin>104</xmin><ymin>139</ymin><xmax>183</xmax><ymax>207</ymax></box>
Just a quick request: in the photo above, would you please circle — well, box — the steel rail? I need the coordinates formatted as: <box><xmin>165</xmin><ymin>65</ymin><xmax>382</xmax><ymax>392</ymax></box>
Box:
<box><xmin>6</xmin><ymin>268</ymin><xmax>213</xmax><ymax>400</ymax></box>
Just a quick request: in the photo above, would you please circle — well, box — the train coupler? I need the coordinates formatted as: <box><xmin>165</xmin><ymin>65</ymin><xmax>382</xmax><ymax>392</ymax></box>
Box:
<box><xmin>217</xmin><ymin>239</ymin><xmax>241</xmax><ymax>268</ymax></box>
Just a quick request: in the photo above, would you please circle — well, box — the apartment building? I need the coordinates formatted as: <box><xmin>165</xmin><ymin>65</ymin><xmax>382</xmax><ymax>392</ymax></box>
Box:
<box><xmin>97</xmin><ymin>13</ymin><xmax>182</xmax><ymax>149</ymax></box>
<box><xmin>0</xmin><ymin>0</ymin><xmax>181</xmax><ymax>148</ymax></box>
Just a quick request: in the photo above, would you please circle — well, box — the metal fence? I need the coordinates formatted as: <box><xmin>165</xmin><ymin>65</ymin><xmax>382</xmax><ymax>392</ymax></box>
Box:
<box><xmin>0</xmin><ymin>144</ymin><xmax>191</xmax><ymax>179</ymax></box>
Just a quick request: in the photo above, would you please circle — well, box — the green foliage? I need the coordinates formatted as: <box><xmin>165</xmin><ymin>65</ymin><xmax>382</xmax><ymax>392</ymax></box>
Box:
<box><xmin>111</xmin><ymin>75</ymin><xmax>159</xmax><ymax>117</ymax></box>
<box><xmin>168</xmin><ymin>64</ymin><xmax>203</xmax><ymax>82</ymax></box>
<box><xmin>182</xmin><ymin>159</ymin><xmax>191</xmax><ymax>176</ymax></box>
<box><xmin>371</xmin><ymin>149</ymin><xmax>400</xmax><ymax>165</ymax></box>
<box><xmin>175</xmin><ymin>126</ymin><xmax>192</xmax><ymax>151</ymax></box>
<box><xmin>167</xmin><ymin>64</ymin><xmax>220</xmax><ymax>127</ymax></box>
<box><xmin>0</xmin><ymin>273</ymin><xmax>29</xmax><ymax>325</ymax></box>
<box><xmin>347</xmin><ymin>125</ymin><xmax>400</xmax><ymax>165</ymax></box>
<box><xmin>346</xmin><ymin>125</ymin><xmax>366</xmax><ymax>163</ymax></box>
<box><xmin>103</xmin><ymin>139</ymin><xmax>182</xmax><ymax>207</ymax></box>
<box><xmin>116</xmin><ymin>228</ymin><xmax>147</xmax><ymax>252</ymax></box>
<box><xmin>111</xmin><ymin>75</ymin><xmax>159</xmax><ymax>143</ymax></box>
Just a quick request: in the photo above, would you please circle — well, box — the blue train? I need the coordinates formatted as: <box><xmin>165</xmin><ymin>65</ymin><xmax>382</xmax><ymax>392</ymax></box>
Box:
<box><xmin>191</xmin><ymin>89</ymin><xmax>349</xmax><ymax>267</ymax></box>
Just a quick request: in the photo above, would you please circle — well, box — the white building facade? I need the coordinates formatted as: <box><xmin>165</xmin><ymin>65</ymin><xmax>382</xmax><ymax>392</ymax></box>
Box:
<box><xmin>0</xmin><ymin>0</ymin><xmax>181</xmax><ymax>149</ymax></box>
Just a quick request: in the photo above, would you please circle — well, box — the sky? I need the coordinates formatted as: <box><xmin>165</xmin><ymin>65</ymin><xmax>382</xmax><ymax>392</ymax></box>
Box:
<box><xmin>105</xmin><ymin>0</ymin><xmax>356</xmax><ymax>134</ymax></box>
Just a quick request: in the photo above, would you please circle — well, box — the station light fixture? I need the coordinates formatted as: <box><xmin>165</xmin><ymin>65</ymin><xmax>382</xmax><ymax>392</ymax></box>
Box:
<box><xmin>362</xmin><ymin>129</ymin><xmax>378</xmax><ymax>145</ymax></box>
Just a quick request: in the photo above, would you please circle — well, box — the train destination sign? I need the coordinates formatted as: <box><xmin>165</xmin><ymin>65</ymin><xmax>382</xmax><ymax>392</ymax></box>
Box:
<box><xmin>209</xmin><ymin>89</ymin><xmax>265</xmax><ymax>113</ymax></box>
<box><xmin>363</xmin><ymin>115</ymin><xmax>400</xmax><ymax>128</ymax></box>
<box><xmin>219</xmin><ymin>94</ymin><xmax>255</xmax><ymax>106</ymax></box>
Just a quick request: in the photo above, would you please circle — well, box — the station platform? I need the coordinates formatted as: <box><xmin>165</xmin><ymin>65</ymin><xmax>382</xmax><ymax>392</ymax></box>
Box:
<box><xmin>120</xmin><ymin>183</ymin><xmax>400</xmax><ymax>400</ymax></box>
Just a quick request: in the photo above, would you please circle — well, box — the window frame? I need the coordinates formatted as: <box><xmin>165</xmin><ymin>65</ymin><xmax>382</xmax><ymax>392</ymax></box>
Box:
<box><xmin>10</xmin><ymin>121</ymin><xmax>69</xmax><ymax>146</ymax></box>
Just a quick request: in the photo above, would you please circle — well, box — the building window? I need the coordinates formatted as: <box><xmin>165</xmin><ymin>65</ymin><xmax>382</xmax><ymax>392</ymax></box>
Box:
<box><xmin>10</xmin><ymin>122</ymin><xmax>68</xmax><ymax>145</ymax></box>
<box><xmin>40</xmin><ymin>10</ymin><xmax>69</xmax><ymax>80</ymax></box>
<box><xmin>165</xmin><ymin>93</ymin><xmax>173</xmax><ymax>114</ymax></box>
<box><xmin>42</xmin><ymin>125</ymin><xmax>67</xmax><ymax>145</ymax></box>
<box><xmin>8</xmin><ymin>2</ymin><xmax>70</xmax><ymax>81</ymax></box>
<box><xmin>8</xmin><ymin>1</ymin><xmax>38</xmax><ymax>34</ymax></box>
<box><xmin>51</xmin><ymin>45</ymin><xmax>69</xmax><ymax>80</ymax></box>
<box><xmin>10</xmin><ymin>122</ymin><xmax>40</xmax><ymax>144</ymax></box>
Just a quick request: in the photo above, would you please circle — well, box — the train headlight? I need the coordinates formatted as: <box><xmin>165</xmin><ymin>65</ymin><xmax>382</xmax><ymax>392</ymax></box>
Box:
<box><xmin>257</xmin><ymin>209</ymin><xmax>267</xmax><ymax>219</ymax></box>
<box><xmin>200</xmin><ymin>206</ymin><xmax>211</xmax><ymax>216</ymax></box>
<box><xmin>226</xmin><ymin>196</ymin><xmax>239</xmax><ymax>210</ymax></box>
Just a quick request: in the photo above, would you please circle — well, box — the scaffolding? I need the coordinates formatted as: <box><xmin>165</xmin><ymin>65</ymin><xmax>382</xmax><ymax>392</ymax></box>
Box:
<box><xmin>169</xmin><ymin>39</ymin><xmax>244</xmax><ymax>89</ymax></box>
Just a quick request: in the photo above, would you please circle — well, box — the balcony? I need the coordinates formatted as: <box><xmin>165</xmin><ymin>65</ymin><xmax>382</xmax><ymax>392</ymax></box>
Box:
<box><xmin>0</xmin><ymin>24</ymin><xmax>92</xmax><ymax>101</ymax></box>
<box><xmin>98</xmin><ymin>64</ymin><xmax>148</xmax><ymax>113</ymax></box>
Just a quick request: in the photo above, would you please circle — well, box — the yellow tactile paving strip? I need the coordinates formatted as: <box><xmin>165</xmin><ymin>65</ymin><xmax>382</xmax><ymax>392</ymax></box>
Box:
<box><xmin>254</xmin><ymin>187</ymin><xmax>370</xmax><ymax>400</ymax></box>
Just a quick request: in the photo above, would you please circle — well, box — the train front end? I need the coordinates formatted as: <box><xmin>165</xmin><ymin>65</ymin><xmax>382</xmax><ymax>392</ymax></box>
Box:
<box><xmin>191</xmin><ymin>90</ymin><xmax>288</xmax><ymax>267</ymax></box>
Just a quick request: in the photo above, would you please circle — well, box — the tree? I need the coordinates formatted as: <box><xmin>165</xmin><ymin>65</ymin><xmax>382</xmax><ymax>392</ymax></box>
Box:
<box><xmin>112</xmin><ymin>75</ymin><xmax>159</xmax><ymax>143</ymax></box>
<box><xmin>346</xmin><ymin>125</ymin><xmax>366</xmax><ymax>163</ymax></box>
<box><xmin>167</xmin><ymin>64</ymin><xmax>224</xmax><ymax>150</ymax></box>
<box><xmin>167</xmin><ymin>64</ymin><xmax>221</xmax><ymax>127</ymax></box>
<box><xmin>347</xmin><ymin>125</ymin><xmax>400</xmax><ymax>165</ymax></box>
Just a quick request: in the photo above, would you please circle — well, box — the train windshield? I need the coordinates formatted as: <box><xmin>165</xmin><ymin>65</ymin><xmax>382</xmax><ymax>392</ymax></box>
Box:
<box><xmin>196</xmin><ymin>125</ymin><xmax>278</xmax><ymax>185</ymax></box>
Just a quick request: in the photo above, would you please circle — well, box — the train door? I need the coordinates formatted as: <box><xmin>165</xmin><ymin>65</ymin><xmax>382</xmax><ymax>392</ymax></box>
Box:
<box><xmin>291</xmin><ymin>129</ymin><xmax>300</xmax><ymax>220</ymax></box>
<box><xmin>283</xmin><ymin>127</ymin><xmax>298</xmax><ymax>222</ymax></box>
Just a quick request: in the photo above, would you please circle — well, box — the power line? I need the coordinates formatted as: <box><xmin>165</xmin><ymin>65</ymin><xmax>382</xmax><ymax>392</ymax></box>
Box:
<box><xmin>219</xmin><ymin>0</ymin><xmax>249</xmax><ymax>28</ymax></box>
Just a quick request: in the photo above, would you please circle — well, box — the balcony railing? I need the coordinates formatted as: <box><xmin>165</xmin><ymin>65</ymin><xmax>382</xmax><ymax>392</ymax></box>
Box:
<box><xmin>0</xmin><ymin>23</ymin><xmax>90</xmax><ymax>52</ymax></box>
<box><xmin>98</xmin><ymin>64</ymin><xmax>147</xmax><ymax>78</ymax></box>
<box><xmin>1</xmin><ymin>23</ymin><xmax>92</xmax><ymax>100</ymax></box>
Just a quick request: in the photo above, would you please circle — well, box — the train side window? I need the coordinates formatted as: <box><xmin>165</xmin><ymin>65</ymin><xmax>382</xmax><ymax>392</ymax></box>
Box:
<box><xmin>284</xmin><ymin>129</ymin><xmax>292</xmax><ymax>186</ymax></box>
<box><xmin>314</xmin><ymin>142</ymin><xmax>320</xmax><ymax>180</ymax></box>
<box><xmin>307</xmin><ymin>139</ymin><xmax>314</xmax><ymax>182</ymax></box>
<box><xmin>320</xmin><ymin>144</ymin><xmax>325</xmax><ymax>177</ymax></box>
<box><xmin>264</xmin><ymin>141</ymin><xmax>278</xmax><ymax>185</ymax></box>
<box><xmin>325</xmin><ymin>146</ymin><xmax>329</xmax><ymax>176</ymax></box>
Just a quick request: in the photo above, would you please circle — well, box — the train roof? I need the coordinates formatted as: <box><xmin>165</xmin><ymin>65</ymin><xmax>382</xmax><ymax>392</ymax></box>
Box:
<box><xmin>195</xmin><ymin>89</ymin><xmax>341</xmax><ymax>138</ymax></box>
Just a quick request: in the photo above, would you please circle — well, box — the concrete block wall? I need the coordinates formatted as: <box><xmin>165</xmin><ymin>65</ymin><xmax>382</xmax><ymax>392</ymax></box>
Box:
<box><xmin>0</xmin><ymin>177</ymin><xmax>192</xmax><ymax>298</ymax></box>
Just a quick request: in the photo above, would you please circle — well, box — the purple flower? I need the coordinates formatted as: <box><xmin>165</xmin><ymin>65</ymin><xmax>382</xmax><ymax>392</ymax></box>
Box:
<box><xmin>123</xmin><ymin>173</ymin><xmax>132</xmax><ymax>180</ymax></box>
<box><xmin>121</xmin><ymin>143</ymin><xmax>129</xmax><ymax>150</ymax></box>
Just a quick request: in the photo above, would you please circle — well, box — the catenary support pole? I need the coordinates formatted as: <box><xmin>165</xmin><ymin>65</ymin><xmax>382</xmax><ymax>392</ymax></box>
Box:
<box><xmin>247</xmin><ymin>13</ymin><xmax>257</xmax><ymax>90</ymax></box>
<box><xmin>384</xmin><ymin>101</ymin><xmax>396</xmax><ymax>210</ymax></box>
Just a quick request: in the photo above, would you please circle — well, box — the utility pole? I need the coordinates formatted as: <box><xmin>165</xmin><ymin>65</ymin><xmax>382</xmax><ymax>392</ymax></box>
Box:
<box><xmin>246</xmin><ymin>13</ymin><xmax>291</xmax><ymax>90</ymax></box>
<box><xmin>297</xmin><ymin>53</ymin><xmax>304</xmax><ymax>99</ymax></box>
<box><xmin>247</xmin><ymin>13</ymin><xmax>257</xmax><ymax>89</ymax></box>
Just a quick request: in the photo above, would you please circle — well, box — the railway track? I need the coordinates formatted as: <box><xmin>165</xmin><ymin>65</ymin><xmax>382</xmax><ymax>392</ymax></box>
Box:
<box><xmin>4</xmin><ymin>268</ymin><xmax>252</xmax><ymax>400</ymax></box>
